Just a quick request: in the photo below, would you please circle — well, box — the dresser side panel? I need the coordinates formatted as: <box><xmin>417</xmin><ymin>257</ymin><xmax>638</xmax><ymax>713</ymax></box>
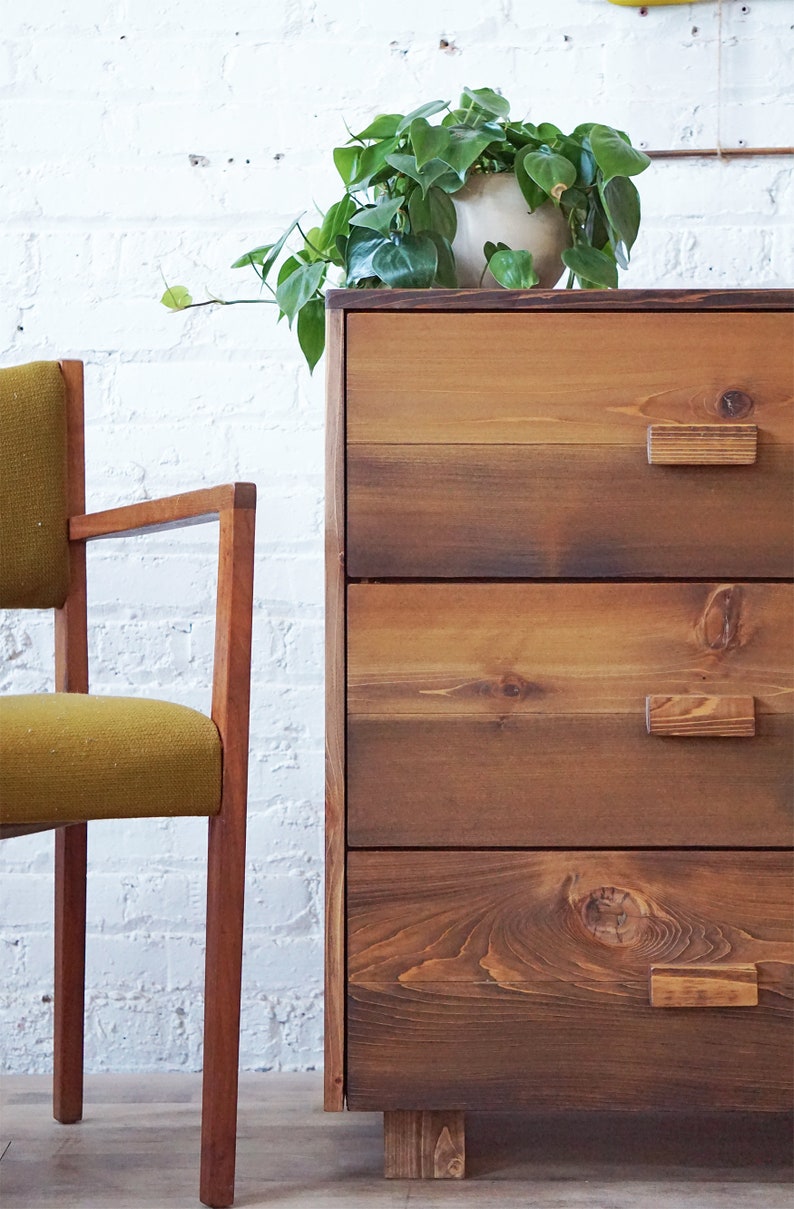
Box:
<box><xmin>325</xmin><ymin>306</ymin><xmax>346</xmax><ymax>1109</ymax></box>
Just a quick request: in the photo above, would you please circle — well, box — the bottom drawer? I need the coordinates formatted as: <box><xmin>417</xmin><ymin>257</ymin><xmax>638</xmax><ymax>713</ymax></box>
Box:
<box><xmin>347</xmin><ymin>851</ymin><xmax>794</xmax><ymax>1112</ymax></box>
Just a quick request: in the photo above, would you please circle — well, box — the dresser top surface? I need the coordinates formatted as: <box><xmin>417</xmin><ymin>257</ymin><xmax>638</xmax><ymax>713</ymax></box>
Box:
<box><xmin>326</xmin><ymin>287</ymin><xmax>794</xmax><ymax>313</ymax></box>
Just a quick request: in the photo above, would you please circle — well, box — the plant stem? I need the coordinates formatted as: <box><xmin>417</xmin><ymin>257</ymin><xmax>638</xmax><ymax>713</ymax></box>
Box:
<box><xmin>178</xmin><ymin>298</ymin><xmax>277</xmax><ymax>310</ymax></box>
<box><xmin>297</xmin><ymin>223</ymin><xmax>324</xmax><ymax>258</ymax></box>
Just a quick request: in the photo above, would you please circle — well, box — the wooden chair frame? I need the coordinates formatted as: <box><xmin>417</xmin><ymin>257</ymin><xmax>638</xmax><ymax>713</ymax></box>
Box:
<box><xmin>7</xmin><ymin>362</ymin><xmax>256</xmax><ymax>1209</ymax></box>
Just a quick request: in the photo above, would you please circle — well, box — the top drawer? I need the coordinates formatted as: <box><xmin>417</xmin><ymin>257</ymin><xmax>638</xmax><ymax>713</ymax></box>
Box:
<box><xmin>346</xmin><ymin>311</ymin><xmax>794</xmax><ymax>579</ymax></box>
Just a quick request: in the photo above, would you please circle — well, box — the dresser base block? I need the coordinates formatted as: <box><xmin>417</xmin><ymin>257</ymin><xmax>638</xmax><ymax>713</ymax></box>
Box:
<box><xmin>384</xmin><ymin>1110</ymin><xmax>466</xmax><ymax>1179</ymax></box>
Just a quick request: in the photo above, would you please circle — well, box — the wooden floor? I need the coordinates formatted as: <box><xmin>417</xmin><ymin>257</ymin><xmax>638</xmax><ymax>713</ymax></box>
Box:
<box><xmin>1</xmin><ymin>1073</ymin><xmax>791</xmax><ymax>1208</ymax></box>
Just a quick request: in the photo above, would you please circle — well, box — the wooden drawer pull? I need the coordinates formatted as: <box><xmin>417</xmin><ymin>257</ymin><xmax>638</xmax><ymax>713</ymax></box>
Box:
<box><xmin>646</xmin><ymin>694</ymin><xmax>755</xmax><ymax>737</ymax></box>
<box><xmin>647</xmin><ymin>423</ymin><xmax>757</xmax><ymax>464</ymax></box>
<box><xmin>650</xmin><ymin>965</ymin><xmax>758</xmax><ymax>1008</ymax></box>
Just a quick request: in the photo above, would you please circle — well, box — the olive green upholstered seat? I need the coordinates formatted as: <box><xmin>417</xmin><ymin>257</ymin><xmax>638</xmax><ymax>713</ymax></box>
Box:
<box><xmin>0</xmin><ymin>694</ymin><xmax>222</xmax><ymax>825</ymax></box>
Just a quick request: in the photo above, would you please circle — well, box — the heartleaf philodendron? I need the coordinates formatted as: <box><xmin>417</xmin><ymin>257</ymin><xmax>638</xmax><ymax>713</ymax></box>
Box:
<box><xmin>163</xmin><ymin>89</ymin><xmax>650</xmax><ymax>369</ymax></box>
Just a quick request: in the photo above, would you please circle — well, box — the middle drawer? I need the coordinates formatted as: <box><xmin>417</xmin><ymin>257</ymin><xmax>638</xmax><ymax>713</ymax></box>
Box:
<box><xmin>347</xmin><ymin>582</ymin><xmax>794</xmax><ymax>848</ymax></box>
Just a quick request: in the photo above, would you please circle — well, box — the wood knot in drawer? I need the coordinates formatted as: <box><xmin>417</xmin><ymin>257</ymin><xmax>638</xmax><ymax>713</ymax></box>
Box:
<box><xmin>580</xmin><ymin>886</ymin><xmax>648</xmax><ymax>946</ymax></box>
<box><xmin>717</xmin><ymin>388</ymin><xmax>754</xmax><ymax>420</ymax></box>
<box><xmin>697</xmin><ymin>585</ymin><xmax>744</xmax><ymax>653</ymax></box>
<box><xmin>474</xmin><ymin>673</ymin><xmax>540</xmax><ymax>701</ymax></box>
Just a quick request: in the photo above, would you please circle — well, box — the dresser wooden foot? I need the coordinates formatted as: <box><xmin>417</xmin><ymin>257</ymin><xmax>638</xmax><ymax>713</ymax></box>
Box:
<box><xmin>383</xmin><ymin>1110</ymin><xmax>465</xmax><ymax>1179</ymax></box>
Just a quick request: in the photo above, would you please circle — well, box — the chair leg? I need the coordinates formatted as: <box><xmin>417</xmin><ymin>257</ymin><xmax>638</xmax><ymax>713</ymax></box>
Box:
<box><xmin>53</xmin><ymin>823</ymin><xmax>87</xmax><ymax>1124</ymax></box>
<box><xmin>200</xmin><ymin>811</ymin><xmax>246</xmax><ymax>1209</ymax></box>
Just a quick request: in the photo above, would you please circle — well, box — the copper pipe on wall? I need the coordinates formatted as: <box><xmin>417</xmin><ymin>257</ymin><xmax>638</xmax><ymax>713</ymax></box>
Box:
<box><xmin>646</xmin><ymin>147</ymin><xmax>794</xmax><ymax>159</ymax></box>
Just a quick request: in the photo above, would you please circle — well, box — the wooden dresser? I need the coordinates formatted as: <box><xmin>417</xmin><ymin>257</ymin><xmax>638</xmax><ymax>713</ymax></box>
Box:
<box><xmin>325</xmin><ymin>289</ymin><xmax>794</xmax><ymax>1179</ymax></box>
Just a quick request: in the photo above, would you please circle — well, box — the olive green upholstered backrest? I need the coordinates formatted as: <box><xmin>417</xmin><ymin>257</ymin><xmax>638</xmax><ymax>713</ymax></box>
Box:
<box><xmin>0</xmin><ymin>361</ymin><xmax>70</xmax><ymax>609</ymax></box>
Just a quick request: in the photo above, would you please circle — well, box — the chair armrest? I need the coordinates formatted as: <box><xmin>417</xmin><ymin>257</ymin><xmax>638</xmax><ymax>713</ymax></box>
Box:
<box><xmin>69</xmin><ymin>483</ymin><xmax>256</xmax><ymax>540</ymax></box>
<box><xmin>67</xmin><ymin>480</ymin><xmax>256</xmax><ymax>787</ymax></box>
<box><xmin>5</xmin><ymin>478</ymin><xmax>254</xmax><ymax>827</ymax></box>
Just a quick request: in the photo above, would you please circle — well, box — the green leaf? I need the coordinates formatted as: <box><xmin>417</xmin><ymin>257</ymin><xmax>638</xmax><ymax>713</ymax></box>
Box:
<box><xmin>345</xmin><ymin>226</ymin><xmax>388</xmax><ymax>283</ymax></box>
<box><xmin>560</xmin><ymin>186</ymin><xmax>588</xmax><ymax>213</ymax></box>
<box><xmin>561</xmin><ymin>245</ymin><xmax>619</xmax><ymax>288</ymax></box>
<box><xmin>302</xmin><ymin>226</ymin><xmax>325</xmax><ymax>262</ymax></box>
<box><xmin>515</xmin><ymin>154</ymin><xmax>547</xmax><ymax>211</ymax></box>
<box><xmin>296</xmin><ymin>297</ymin><xmax>325</xmax><ymax>372</ymax></box>
<box><xmin>409</xmin><ymin>117</ymin><xmax>451</xmax><ymax>168</ymax></box>
<box><xmin>371</xmin><ymin>234</ymin><xmax>438</xmax><ymax>287</ymax></box>
<box><xmin>460</xmin><ymin>86</ymin><xmax>510</xmax><ymax>119</ymax></box>
<box><xmin>333</xmin><ymin>145</ymin><xmax>360</xmax><ymax>185</ymax></box>
<box><xmin>589</xmin><ymin>124</ymin><xmax>651</xmax><ymax>183</ymax></box>
<box><xmin>348</xmin><ymin>138</ymin><xmax>399</xmax><ymax>189</ymax></box>
<box><xmin>432</xmin><ymin>169</ymin><xmax>469</xmax><ymax>194</ymax></box>
<box><xmin>505</xmin><ymin>121</ymin><xmax>542</xmax><ymax>151</ymax></box>
<box><xmin>277</xmin><ymin>255</ymin><xmax>303</xmax><ymax>286</ymax></box>
<box><xmin>584</xmin><ymin>196</ymin><xmax>611</xmax><ymax>251</ymax></box>
<box><xmin>407</xmin><ymin>185</ymin><xmax>457</xmax><ymax>242</ymax></box>
<box><xmin>483</xmin><ymin>240</ymin><xmax>510</xmax><ymax>261</ymax></box>
<box><xmin>230</xmin><ymin>245</ymin><xmax>273</xmax><ymax>269</ymax></box>
<box><xmin>396</xmin><ymin>100</ymin><xmax>448</xmax><ymax>135</ymax></box>
<box><xmin>522</xmin><ymin>148</ymin><xmax>577</xmax><ymax>201</ymax></box>
<box><xmin>599</xmin><ymin>175</ymin><xmax>641</xmax><ymax>252</ymax></box>
<box><xmin>275</xmin><ymin>261</ymin><xmax>325</xmax><ymax>326</ymax></box>
<box><xmin>349</xmin><ymin>196</ymin><xmax>404</xmax><ymax>235</ymax></box>
<box><xmin>232</xmin><ymin>217</ymin><xmax>301</xmax><ymax>284</ymax></box>
<box><xmin>536</xmin><ymin>122</ymin><xmax>564</xmax><ymax>143</ymax></box>
<box><xmin>160</xmin><ymin>284</ymin><xmax>192</xmax><ymax>309</ymax></box>
<box><xmin>443</xmin><ymin>125</ymin><xmax>500</xmax><ymax>178</ymax></box>
<box><xmin>385</xmin><ymin>153</ymin><xmax>452</xmax><ymax>196</ymax></box>
<box><xmin>318</xmin><ymin>196</ymin><xmax>357</xmax><ymax>251</ymax></box>
<box><xmin>557</xmin><ymin>137</ymin><xmax>596</xmax><ymax>187</ymax></box>
<box><xmin>425</xmin><ymin>231</ymin><xmax>457</xmax><ymax>287</ymax></box>
<box><xmin>488</xmin><ymin>248</ymin><xmax>539</xmax><ymax>289</ymax></box>
<box><xmin>613</xmin><ymin>240</ymin><xmax>630</xmax><ymax>272</ymax></box>
<box><xmin>353</xmin><ymin>113</ymin><xmax>404</xmax><ymax>140</ymax></box>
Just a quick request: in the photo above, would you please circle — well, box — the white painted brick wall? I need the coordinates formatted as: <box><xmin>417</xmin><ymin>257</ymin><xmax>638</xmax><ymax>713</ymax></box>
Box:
<box><xmin>1</xmin><ymin>0</ymin><xmax>791</xmax><ymax>1074</ymax></box>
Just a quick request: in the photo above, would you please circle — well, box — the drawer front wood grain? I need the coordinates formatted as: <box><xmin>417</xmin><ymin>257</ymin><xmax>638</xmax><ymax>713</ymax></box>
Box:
<box><xmin>346</xmin><ymin>850</ymin><xmax>794</xmax><ymax>1112</ymax></box>
<box><xmin>345</xmin><ymin>311</ymin><xmax>793</xmax><ymax>579</ymax></box>
<box><xmin>347</xmin><ymin>444</ymin><xmax>794</xmax><ymax>578</ymax></box>
<box><xmin>347</xmin><ymin>583</ymin><xmax>794</xmax><ymax>717</ymax></box>
<box><xmin>347</xmin><ymin>713</ymin><xmax>794</xmax><ymax>848</ymax></box>
<box><xmin>347</xmin><ymin>312</ymin><xmax>794</xmax><ymax>446</ymax></box>
<box><xmin>347</xmin><ymin>851</ymin><xmax>794</xmax><ymax>985</ymax></box>
<box><xmin>347</xmin><ymin>982</ymin><xmax>793</xmax><ymax>1111</ymax></box>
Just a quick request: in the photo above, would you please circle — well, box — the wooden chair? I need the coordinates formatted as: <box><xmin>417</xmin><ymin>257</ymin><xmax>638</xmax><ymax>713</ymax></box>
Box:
<box><xmin>0</xmin><ymin>360</ymin><xmax>256</xmax><ymax>1208</ymax></box>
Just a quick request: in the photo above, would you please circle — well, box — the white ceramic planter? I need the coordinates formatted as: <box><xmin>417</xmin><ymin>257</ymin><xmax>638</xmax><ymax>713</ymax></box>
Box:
<box><xmin>451</xmin><ymin>173</ymin><xmax>571</xmax><ymax>289</ymax></box>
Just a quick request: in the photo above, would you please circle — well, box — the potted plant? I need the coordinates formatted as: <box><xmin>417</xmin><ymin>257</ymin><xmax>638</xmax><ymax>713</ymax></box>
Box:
<box><xmin>163</xmin><ymin>87</ymin><xmax>651</xmax><ymax>370</ymax></box>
